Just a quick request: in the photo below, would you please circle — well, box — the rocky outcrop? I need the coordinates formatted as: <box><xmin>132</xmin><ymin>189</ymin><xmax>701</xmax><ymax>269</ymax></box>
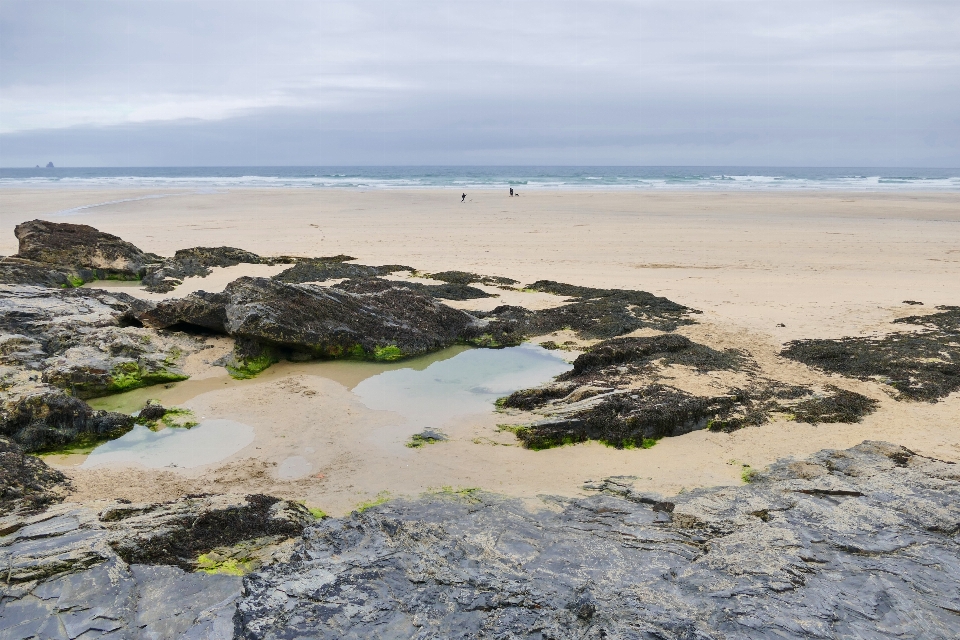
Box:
<box><xmin>139</xmin><ymin>277</ymin><xmax>482</xmax><ymax>364</ymax></box>
<box><xmin>0</xmin><ymin>494</ymin><xmax>313</xmax><ymax>639</ymax></box>
<box><xmin>2</xmin><ymin>443</ymin><xmax>957</xmax><ymax>638</ymax></box>
<box><xmin>427</xmin><ymin>270</ymin><xmax>518</xmax><ymax>286</ymax></box>
<box><xmin>0</xmin><ymin>258</ymin><xmax>89</xmax><ymax>289</ymax></box>
<box><xmin>0</xmin><ymin>437</ymin><xmax>69</xmax><ymax>516</ymax></box>
<box><xmin>142</xmin><ymin>246</ymin><xmax>290</xmax><ymax>293</ymax></box>
<box><xmin>499</xmin><ymin>335</ymin><xmax>880</xmax><ymax>448</ymax></box>
<box><xmin>0</xmin><ymin>285</ymin><xmax>200</xmax><ymax>451</ymax></box>
<box><xmin>0</xmin><ymin>387</ymin><xmax>134</xmax><ymax>453</ymax></box>
<box><xmin>336</xmin><ymin>276</ymin><xmax>495</xmax><ymax>301</ymax></box>
<box><xmin>237</xmin><ymin>442</ymin><xmax>960</xmax><ymax>639</ymax></box>
<box><xmin>14</xmin><ymin>220</ymin><xmax>159</xmax><ymax>278</ymax></box>
<box><xmin>271</xmin><ymin>257</ymin><xmax>411</xmax><ymax>285</ymax></box>
<box><xmin>470</xmin><ymin>281</ymin><xmax>700</xmax><ymax>348</ymax></box>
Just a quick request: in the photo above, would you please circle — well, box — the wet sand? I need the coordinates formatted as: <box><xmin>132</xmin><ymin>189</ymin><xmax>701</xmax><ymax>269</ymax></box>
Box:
<box><xmin>3</xmin><ymin>188</ymin><xmax>959</xmax><ymax>513</ymax></box>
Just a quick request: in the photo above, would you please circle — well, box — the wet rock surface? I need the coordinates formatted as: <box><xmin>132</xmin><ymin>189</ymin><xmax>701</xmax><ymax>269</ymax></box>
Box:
<box><xmin>236</xmin><ymin>442</ymin><xmax>960</xmax><ymax>639</ymax></box>
<box><xmin>0</xmin><ymin>285</ymin><xmax>201</xmax><ymax>451</ymax></box>
<box><xmin>499</xmin><ymin>335</ymin><xmax>880</xmax><ymax>448</ymax></box>
<box><xmin>782</xmin><ymin>306</ymin><xmax>960</xmax><ymax>401</ymax></box>
<box><xmin>0</xmin><ymin>494</ymin><xmax>313</xmax><ymax>639</ymax></box>
<box><xmin>0</xmin><ymin>437</ymin><xmax>68</xmax><ymax>516</ymax></box>
<box><xmin>13</xmin><ymin>220</ymin><xmax>159</xmax><ymax>279</ymax></box>
<box><xmin>139</xmin><ymin>276</ymin><xmax>482</xmax><ymax>364</ymax></box>
<box><xmin>0</xmin><ymin>259</ymin><xmax>88</xmax><ymax>290</ymax></box>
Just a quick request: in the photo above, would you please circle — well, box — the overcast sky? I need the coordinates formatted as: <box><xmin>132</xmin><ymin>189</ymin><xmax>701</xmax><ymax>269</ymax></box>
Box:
<box><xmin>1</xmin><ymin>0</ymin><xmax>958</xmax><ymax>167</ymax></box>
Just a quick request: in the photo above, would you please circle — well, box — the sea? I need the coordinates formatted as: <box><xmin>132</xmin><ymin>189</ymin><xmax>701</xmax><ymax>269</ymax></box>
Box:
<box><xmin>1</xmin><ymin>166</ymin><xmax>958</xmax><ymax>191</ymax></box>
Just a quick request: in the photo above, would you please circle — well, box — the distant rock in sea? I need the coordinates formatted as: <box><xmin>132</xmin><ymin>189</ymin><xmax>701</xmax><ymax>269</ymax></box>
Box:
<box><xmin>46</xmin><ymin>162</ymin><xmax>54</xmax><ymax>168</ymax></box>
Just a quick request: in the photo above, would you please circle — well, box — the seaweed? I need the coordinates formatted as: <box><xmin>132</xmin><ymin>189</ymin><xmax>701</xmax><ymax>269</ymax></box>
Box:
<box><xmin>481</xmin><ymin>281</ymin><xmax>699</xmax><ymax>339</ymax></box>
<box><xmin>406</xmin><ymin>430</ymin><xmax>448</xmax><ymax>448</ymax></box>
<box><xmin>429</xmin><ymin>271</ymin><xmax>518</xmax><ymax>286</ymax></box>
<box><xmin>791</xmin><ymin>387</ymin><xmax>880</xmax><ymax>424</ymax></box>
<box><xmin>565</xmin><ymin>334</ymin><xmax>746</xmax><ymax>379</ymax></box>
<box><xmin>498</xmin><ymin>384</ymin><xmax>576</xmax><ymax>410</ymax></box>
<box><xmin>355</xmin><ymin>491</ymin><xmax>391</xmax><ymax>513</ymax></box>
<box><xmin>113</xmin><ymin>494</ymin><xmax>309</xmax><ymax>571</ymax></box>
<box><xmin>781</xmin><ymin>330</ymin><xmax>960</xmax><ymax>401</ymax></box>
<box><xmin>498</xmin><ymin>333</ymin><xmax>881</xmax><ymax>449</ymax></box>
<box><xmin>373</xmin><ymin>345</ymin><xmax>404</xmax><ymax>361</ymax></box>
<box><xmin>336</xmin><ymin>277</ymin><xmax>494</xmax><ymax>301</ymax></box>
<box><xmin>227</xmin><ymin>354</ymin><xmax>276</xmax><ymax>379</ymax></box>
<box><xmin>272</xmin><ymin>260</ymin><xmax>414</xmax><ymax>285</ymax></box>
<box><xmin>107</xmin><ymin>362</ymin><xmax>189</xmax><ymax>394</ymax></box>
<box><xmin>515</xmin><ymin>386</ymin><xmax>734</xmax><ymax>450</ymax></box>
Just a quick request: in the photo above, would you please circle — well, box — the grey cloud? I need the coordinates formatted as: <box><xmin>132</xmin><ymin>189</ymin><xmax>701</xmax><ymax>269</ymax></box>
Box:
<box><xmin>1</xmin><ymin>0</ymin><xmax>958</xmax><ymax>166</ymax></box>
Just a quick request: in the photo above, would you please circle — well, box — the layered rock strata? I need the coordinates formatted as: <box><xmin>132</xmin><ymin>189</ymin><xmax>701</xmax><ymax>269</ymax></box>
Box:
<box><xmin>0</xmin><ymin>494</ymin><xmax>313</xmax><ymax>639</ymax></box>
<box><xmin>237</xmin><ymin>442</ymin><xmax>960</xmax><ymax>639</ymax></box>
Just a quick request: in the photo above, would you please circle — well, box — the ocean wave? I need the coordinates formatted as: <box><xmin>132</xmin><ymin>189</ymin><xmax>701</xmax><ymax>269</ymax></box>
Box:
<box><xmin>1</xmin><ymin>168</ymin><xmax>958</xmax><ymax>191</ymax></box>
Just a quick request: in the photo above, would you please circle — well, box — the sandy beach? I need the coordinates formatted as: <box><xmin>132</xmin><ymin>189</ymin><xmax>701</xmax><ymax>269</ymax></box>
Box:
<box><xmin>3</xmin><ymin>188</ymin><xmax>959</xmax><ymax>514</ymax></box>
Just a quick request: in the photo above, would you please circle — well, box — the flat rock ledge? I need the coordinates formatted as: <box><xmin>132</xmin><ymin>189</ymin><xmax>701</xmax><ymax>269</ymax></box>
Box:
<box><xmin>0</xmin><ymin>494</ymin><xmax>312</xmax><ymax>639</ymax></box>
<box><xmin>2</xmin><ymin>442</ymin><xmax>958</xmax><ymax>639</ymax></box>
<box><xmin>238</xmin><ymin>441</ymin><xmax>960</xmax><ymax>639</ymax></box>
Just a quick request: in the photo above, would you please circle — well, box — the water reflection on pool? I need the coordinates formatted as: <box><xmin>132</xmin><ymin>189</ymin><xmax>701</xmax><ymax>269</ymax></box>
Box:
<box><xmin>83</xmin><ymin>343</ymin><xmax>571</xmax><ymax>467</ymax></box>
<box><xmin>353</xmin><ymin>343</ymin><xmax>572</xmax><ymax>428</ymax></box>
<box><xmin>82</xmin><ymin>419</ymin><xmax>255</xmax><ymax>469</ymax></box>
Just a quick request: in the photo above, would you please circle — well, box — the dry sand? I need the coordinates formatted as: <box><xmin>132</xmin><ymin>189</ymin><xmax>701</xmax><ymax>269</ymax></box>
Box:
<box><xmin>2</xmin><ymin>188</ymin><xmax>959</xmax><ymax>514</ymax></box>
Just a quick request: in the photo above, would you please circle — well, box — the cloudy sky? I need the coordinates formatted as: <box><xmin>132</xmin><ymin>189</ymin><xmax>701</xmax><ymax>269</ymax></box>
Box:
<box><xmin>1</xmin><ymin>0</ymin><xmax>958</xmax><ymax>167</ymax></box>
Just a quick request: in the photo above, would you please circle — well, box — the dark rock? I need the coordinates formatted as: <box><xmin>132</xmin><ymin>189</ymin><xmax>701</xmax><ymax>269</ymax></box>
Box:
<box><xmin>565</xmin><ymin>334</ymin><xmax>746</xmax><ymax>377</ymax></box>
<box><xmin>0</xmin><ymin>387</ymin><xmax>134</xmax><ymax>453</ymax></box>
<box><xmin>272</xmin><ymin>258</ymin><xmax>411</xmax><ymax>285</ymax></box>
<box><xmin>479</xmin><ymin>280</ymin><xmax>699</xmax><ymax>340</ymax></box>
<box><xmin>337</xmin><ymin>276</ymin><xmax>495</xmax><ymax>301</ymax></box>
<box><xmin>0</xmin><ymin>284</ymin><xmax>197</xmax><ymax>450</ymax></box>
<box><xmin>499</xmin><ymin>335</ymin><xmax>879</xmax><ymax>448</ymax></box>
<box><xmin>111</xmin><ymin>494</ymin><xmax>312</xmax><ymax>570</ymax></box>
<box><xmin>0</xmin><ymin>494</ymin><xmax>311</xmax><ymax>638</ymax></box>
<box><xmin>141</xmin><ymin>246</ymin><xmax>270</xmax><ymax>293</ymax></box>
<box><xmin>518</xmin><ymin>385</ymin><xmax>736</xmax><ymax>449</ymax></box>
<box><xmin>0</xmin><ymin>257</ymin><xmax>89</xmax><ymax>288</ymax></box>
<box><xmin>0</xmin><ymin>436</ymin><xmax>69</xmax><ymax>515</ymax></box>
<box><xmin>14</xmin><ymin>219</ymin><xmax>157</xmax><ymax>277</ymax></box>
<box><xmin>136</xmin><ymin>400</ymin><xmax>168</xmax><ymax>422</ymax></box>
<box><xmin>236</xmin><ymin>442</ymin><xmax>960</xmax><ymax>639</ymax></box>
<box><xmin>139</xmin><ymin>277</ymin><xmax>480</xmax><ymax>364</ymax></box>
<box><xmin>428</xmin><ymin>270</ymin><xmax>518</xmax><ymax>286</ymax></box>
<box><xmin>783</xmin><ymin>307</ymin><xmax>960</xmax><ymax>401</ymax></box>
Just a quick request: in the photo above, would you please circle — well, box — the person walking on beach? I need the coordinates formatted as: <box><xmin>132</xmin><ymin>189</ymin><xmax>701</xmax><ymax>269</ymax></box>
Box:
<box><xmin>461</xmin><ymin>193</ymin><xmax>466</xmax><ymax>202</ymax></box>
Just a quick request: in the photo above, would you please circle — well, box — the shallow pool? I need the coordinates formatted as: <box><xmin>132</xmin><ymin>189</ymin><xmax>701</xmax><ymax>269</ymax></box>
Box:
<box><xmin>82</xmin><ymin>419</ymin><xmax>255</xmax><ymax>469</ymax></box>
<box><xmin>82</xmin><ymin>343</ymin><xmax>571</xmax><ymax>467</ymax></box>
<box><xmin>353</xmin><ymin>343</ymin><xmax>571</xmax><ymax>429</ymax></box>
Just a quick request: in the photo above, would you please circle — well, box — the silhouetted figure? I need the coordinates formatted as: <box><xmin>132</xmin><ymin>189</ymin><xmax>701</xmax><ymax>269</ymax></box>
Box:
<box><xmin>461</xmin><ymin>193</ymin><xmax>466</xmax><ymax>202</ymax></box>
<box><xmin>509</xmin><ymin>187</ymin><xmax>514</xmax><ymax>197</ymax></box>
